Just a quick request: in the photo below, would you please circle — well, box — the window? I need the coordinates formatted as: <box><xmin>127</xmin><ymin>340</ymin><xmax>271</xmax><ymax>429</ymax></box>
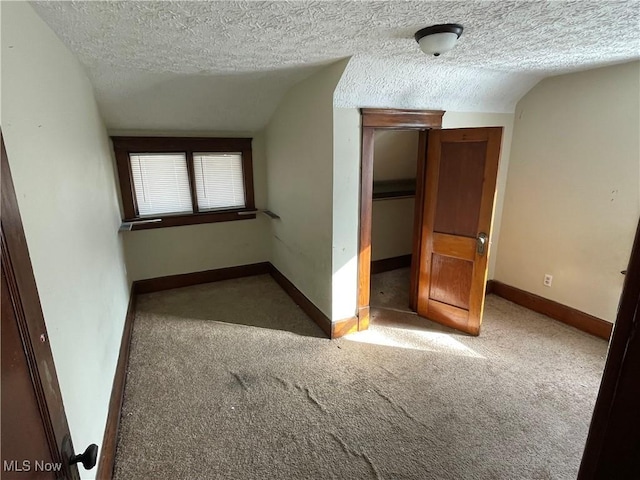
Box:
<box><xmin>112</xmin><ymin>137</ymin><xmax>255</xmax><ymax>229</ymax></box>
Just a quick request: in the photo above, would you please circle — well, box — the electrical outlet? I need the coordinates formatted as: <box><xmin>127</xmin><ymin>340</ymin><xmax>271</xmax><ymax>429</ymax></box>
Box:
<box><xmin>543</xmin><ymin>274</ymin><xmax>553</xmax><ymax>287</ymax></box>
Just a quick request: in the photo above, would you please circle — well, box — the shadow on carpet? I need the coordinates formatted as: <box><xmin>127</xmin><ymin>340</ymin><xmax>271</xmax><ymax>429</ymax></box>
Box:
<box><xmin>135</xmin><ymin>274</ymin><xmax>326</xmax><ymax>338</ymax></box>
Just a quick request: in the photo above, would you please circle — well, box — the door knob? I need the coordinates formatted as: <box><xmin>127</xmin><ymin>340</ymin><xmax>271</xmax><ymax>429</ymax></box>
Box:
<box><xmin>70</xmin><ymin>444</ymin><xmax>98</xmax><ymax>470</ymax></box>
<box><xmin>476</xmin><ymin>232</ymin><xmax>488</xmax><ymax>256</ymax></box>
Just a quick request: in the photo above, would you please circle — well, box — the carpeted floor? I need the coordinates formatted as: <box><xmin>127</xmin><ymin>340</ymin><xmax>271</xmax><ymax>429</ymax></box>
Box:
<box><xmin>113</xmin><ymin>270</ymin><xmax>608</xmax><ymax>480</ymax></box>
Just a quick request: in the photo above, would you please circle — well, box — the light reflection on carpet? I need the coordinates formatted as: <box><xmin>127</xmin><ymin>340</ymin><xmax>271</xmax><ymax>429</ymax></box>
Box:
<box><xmin>344</xmin><ymin>326</ymin><xmax>485</xmax><ymax>358</ymax></box>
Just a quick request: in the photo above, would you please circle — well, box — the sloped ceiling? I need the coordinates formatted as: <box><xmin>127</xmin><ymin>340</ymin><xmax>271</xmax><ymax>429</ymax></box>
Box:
<box><xmin>32</xmin><ymin>1</ymin><xmax>639</xmax><ymax>131</ymax></box>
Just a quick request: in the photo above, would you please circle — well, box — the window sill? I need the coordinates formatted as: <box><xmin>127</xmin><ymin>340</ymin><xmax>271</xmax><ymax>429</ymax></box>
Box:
<box><xmin>123</xmin><ymin>210</ymin><xmax>257</xmax><ymax>231</ymax></box>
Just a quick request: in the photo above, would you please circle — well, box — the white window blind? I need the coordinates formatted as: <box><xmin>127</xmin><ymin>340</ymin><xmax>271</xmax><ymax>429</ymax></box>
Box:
<box><xmin>193</xmin><ymin>153</ymin><xmax>246</xmax><ymax>211</ymax></box>
<box><xmin>129</xmin><ymin>153</ymin><xmax>193</xmax><ymax>217</ymax></box>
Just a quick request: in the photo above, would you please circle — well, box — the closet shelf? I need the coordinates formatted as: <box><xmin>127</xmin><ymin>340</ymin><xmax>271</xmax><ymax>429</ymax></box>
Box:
<box><xmin>372</xmin><ymin>179</ymin><xmax>416</xmax><ymax>200</ymax></box>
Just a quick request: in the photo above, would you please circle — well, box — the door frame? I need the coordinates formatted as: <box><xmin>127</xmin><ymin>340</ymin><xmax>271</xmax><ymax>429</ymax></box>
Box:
<box><xmin>357</xmin><ymin>109</ymin><xmax>444</xmax><ymax>330</ymax></box>
<box><xmin>578</xmin><ymin>215</ymin><xmax>640</xmax><ymax>478</ymax></box>
<box><xmin>1</xmin><ymin>132</ymin><xmax>80</xmax><ymax>479</ymax></box>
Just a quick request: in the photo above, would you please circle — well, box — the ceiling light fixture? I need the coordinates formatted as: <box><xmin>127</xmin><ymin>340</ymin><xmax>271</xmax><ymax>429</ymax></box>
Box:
<box><xmin>414</xmin><ymin>24</ymin><xmax>464</xmax><ymax>57</ymax></box>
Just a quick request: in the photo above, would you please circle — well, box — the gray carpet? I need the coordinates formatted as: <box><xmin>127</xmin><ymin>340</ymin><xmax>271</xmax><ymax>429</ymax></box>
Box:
<box><xmin>113</xmin><ymin>270</ymin><xmax>608</xmax><ymax>480</ymax></box>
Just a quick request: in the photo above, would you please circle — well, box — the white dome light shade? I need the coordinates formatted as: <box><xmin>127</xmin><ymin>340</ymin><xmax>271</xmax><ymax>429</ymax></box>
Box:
<box><xmin>415</xmin><ymin>24</ymin><xmax>464</xmax><ymax>57</ymax></box>
<box><xmin>418</xmin><ymin>32</ymin><xmax>459</xmax><ymax>56</ymax></box>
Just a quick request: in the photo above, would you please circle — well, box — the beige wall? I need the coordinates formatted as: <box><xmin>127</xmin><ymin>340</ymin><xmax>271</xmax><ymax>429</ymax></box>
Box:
<box><xmin>1</xmin><ymin>4</ymin><xmax>130</xmax><ymax>478</ymax></box>
<box><xmin>120</xmin><ymin>131</ymin><xmax>270</xmax><ymax>280</ymax></box>
<box><xmin>266</xmin><ymin>61</ymin><xmax>348</xmax><ymax>319</ymax></box>
<box><xmin>333</xmin><ymin>107</ymin><xmax>361</xmax><ymax>320</ymax></box>
<box><xmin>495</xmin><ymin>61</ymin><xmax>640</xmax><ymax>322</ymax></box>
<box><xmin>442</xmin><ymin>111</ymin><xmax>515</xmax><ymax>279</ymax></box>
<box><xmin>371</xmin><ymin>130</ymin><xmax>419</xmax><ymax>262</ymax></box>
<box><xmin>372</xmin><ymin>199</ymin><xmax>416</xmax><ymax>261</ymax></box>
<box><xmin>373</xmin><ymin>130</ymin><xmax>419</xmax><ymax>181</ymax></box>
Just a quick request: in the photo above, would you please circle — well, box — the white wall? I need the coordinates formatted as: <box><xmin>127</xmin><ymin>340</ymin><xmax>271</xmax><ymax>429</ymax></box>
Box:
<box><xmin>120</xmin><ymin>131</ymin><xmax>270</xmax><ymax>280</ymax></box>
<box><xmin>442</xmin><ymin>112</ymin><xmax>515</xmax><ymax>279</ymax></box>
<box><xmin>1</xmin><ymin>3</ymin><xmax>130</xmax><ymax>478</ymax></box>
<box><xmin>265</xmin><ymin>60</ymin><xmax>348</xmax><ymax>319</ymax></box>
<box><xmin>495</xmin><ymin>61</ymin><xmax>640</xmax><ymax>322</ymax></box>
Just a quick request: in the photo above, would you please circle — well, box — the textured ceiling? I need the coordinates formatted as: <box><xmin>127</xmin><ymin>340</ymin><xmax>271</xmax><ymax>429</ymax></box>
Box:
<box><xmin>32</xmin><ymin>1</ymin><xmax>640</xmax><ymax>131</ymax></box>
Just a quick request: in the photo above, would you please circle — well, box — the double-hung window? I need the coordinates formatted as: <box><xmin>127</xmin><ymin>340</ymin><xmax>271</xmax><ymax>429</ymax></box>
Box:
<box><xmin>112</xmin><ymin>137</ymin><xmax>255</xmax><ymax>229</ymax></box>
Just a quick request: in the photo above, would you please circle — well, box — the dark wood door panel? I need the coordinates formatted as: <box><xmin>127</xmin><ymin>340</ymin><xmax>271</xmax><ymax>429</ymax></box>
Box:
<box><xmin>427</xmin><ymin>300</ymin><xmax>470</xmax><ymax>332</ymax></box>
<box><xmin>432</xmin><ymin>233</ymin><xmax>476</xmax><ymax>261</ymax></box>
<box><xmin>429</xmin><ymin>254</ymin><xmax>473</xmax><ymax>310</ymax></box>
<box><xmin>433</xmin><ymin>141</ymin><xmax>486</xmax><ymax>238</ymax></box>
<box><xmin>2</xmin><ymin>267</ymin><xmax>57</xmax><ymax>479</ymax></box>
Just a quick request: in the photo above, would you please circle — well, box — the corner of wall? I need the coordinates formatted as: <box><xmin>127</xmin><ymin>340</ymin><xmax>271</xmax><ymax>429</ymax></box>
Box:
<box><xmin>494</xmin><ymin>61</ymin><xmax>640</xmax><ymax>322</ymax></box>
<box><xmin>264</xmin><ymin>60</ymin><xmax>350</xmax><ymax>320</ymax></box>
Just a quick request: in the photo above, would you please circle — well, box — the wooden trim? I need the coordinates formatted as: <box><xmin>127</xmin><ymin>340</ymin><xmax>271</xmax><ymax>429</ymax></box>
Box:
<box><xmin>134</xmin><ymin>262</ymin><xmax>271</xmax><ymax>294</ymax></box>
<box><xmin>268</xmin><ymin>265</ymin><xmax>358</xmax><ymax>339</ymax></box>
<box><xmin>358</xmin><ymin>110</ymin><xmax>444</xmax><ymax>334</ymax></box>
<box><xmin>95</xmin><ymin>287</ymin><xmax>136</xmax><ymax>480</ymax></box>
<box><xmin>410</xmin><ymin>130</ymin><xmax>428</xmax><ymax>311</ymax></box>
<box><xmin>126</xmin><ymin>210</ymin><xmax>257</xmax><ymax>230</ymax></box>
<box><xmin>113</xmin><ymin>142</ymin><xmax>137</xmax><ymax>220</ymax></box>
<box><xmin>112</xmin><ymin>136</ymin><xmax>256</xmax><ymax>229</ymax></box>
<box><xmin>371</xmin><ymin>254</ymin><xmax>412</xmax><ymax>274</ymax></box>
<box><xmin>485</xmin><ymin>279</ymin><xmax>494</xmax><ymax>295</ymax></box>
<box><xmin>357</xmin><ymin>127</ymin><xmax>375</xmax><ymax>331</ymax></box>
<box><xmin>361</xmin><ymin>109</ymin><xmax>444</xmax><ymax>129</ymax></box>
<box><xmin>578</xmin><ymin>217</ymin><xmax>640</xmax><ymax>478</ymax></box>
<box><xmin>111</xmin><ymin>136</ymin><xmax>251</xmax><ymax>152</ymax></box>
<box><xmin>185</xmin><ymin>150</ymin><xmax>199</xmax><ymax>213</ymax></box>
<box><xmin>268</xmin><ymin>264</ymin><xmax>332</xmax><ymax>338</ymax></box>
<box><xmin>332</xmin><ymin>316</ymin><xmax>359</xmax><ymax>338</ymax></box>
<box><xmin>357</xmin><ymin>306</ymin><xmax>370</xmax><ymax>332</ymax></box>
<box><xmin>242</xmin><ymin>144</ymin><xmax>256</xmax><ymax>210</ymax></box>
<box><xmin>490</xmin><ymin>281</ymin><xmax>612</xmax><ymax>340</ymax></box>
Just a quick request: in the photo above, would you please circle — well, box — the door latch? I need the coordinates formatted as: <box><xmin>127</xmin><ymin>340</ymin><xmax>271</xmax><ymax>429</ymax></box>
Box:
<box><xmin>477</xmin><ymin>232</ymin><xmax>488</xmax><ymax>256</ymax></box>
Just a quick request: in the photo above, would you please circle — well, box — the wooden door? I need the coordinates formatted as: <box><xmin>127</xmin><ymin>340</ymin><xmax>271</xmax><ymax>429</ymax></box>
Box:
<box><xmin>416</xmin><ymin>127</ymin><xmax>502</xmax><ymax>335</ymax></box>
<box><xmin>1</xmin><ymin>133</ymin><xmax>79</xmax><ymax>479</ymax></box>
<box><xmin>578</xmin><ymin>217</ymin><xmax>640</xmax><ymax>479</ymax></box>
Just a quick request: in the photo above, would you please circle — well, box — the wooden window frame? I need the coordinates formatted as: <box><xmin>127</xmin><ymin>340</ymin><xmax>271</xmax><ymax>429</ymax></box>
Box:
<box><xmin>112</xmin><ymin>136</ymin><xmax>256</xmax><ymax>230</ymax></box>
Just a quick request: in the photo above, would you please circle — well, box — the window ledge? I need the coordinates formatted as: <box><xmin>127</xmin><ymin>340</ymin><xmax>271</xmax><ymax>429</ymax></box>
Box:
<box><xmin>123</xmin><ymin>210</ymin><xmax>257</xmax><ymax>231</ymax></box>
